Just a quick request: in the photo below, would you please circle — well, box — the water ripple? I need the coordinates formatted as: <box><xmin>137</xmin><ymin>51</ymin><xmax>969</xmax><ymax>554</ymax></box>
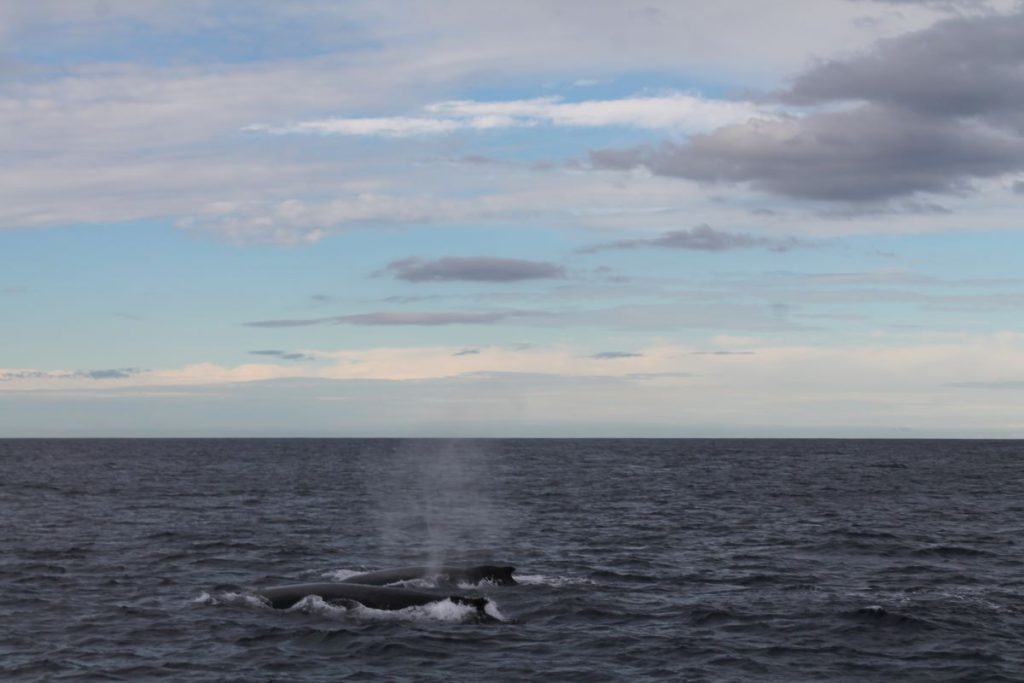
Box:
<box><xmin>2</xmin><ymin>438</ymin><xmax>1023</xmax><ymax>681</ymax></box>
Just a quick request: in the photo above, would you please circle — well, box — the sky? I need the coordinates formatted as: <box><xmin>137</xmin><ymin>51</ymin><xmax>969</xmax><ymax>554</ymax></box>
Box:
<box><xmin>2</xmin><ymin>0</ymin><xmax>1024</xmax><ymax>437</ymax></box>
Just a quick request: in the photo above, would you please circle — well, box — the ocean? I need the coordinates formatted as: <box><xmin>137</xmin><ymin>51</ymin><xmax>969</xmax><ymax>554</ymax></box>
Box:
<box><xmin>2</xmin><ymin>438</ymin><xmax>1022</xmax><ymax>682</ymax></box>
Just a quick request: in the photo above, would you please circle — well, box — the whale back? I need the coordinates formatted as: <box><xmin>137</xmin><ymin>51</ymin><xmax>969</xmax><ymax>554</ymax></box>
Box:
<box><xmin>342</xmin><ymin>564</ymin><xmax>517</xmax><ymax>586</ymax></box>
<box><xmin>255</xmin><ymin>581</ymin><xmax>490</xmax><ymax>615</ymax></box>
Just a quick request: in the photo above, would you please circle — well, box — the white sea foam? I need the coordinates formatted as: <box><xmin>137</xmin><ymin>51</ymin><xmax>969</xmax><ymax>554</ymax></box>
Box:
<box><xmin>454</xmin><ymin>577</ymin><xmax>507</xmax><ymax>589</ymax></box>
<box><xmin>408</xmin><ymin>598</ymin><xmax>483</xmax><ymax>623</ymax></box>
<box><xmin>288</xmin><ymin>594</ymin><xmax>351</xmax><ymax>616</ymax></box>
<box><xmin>483</xmin><ymin>600</ymin><xmax>507</xmax><ymax>622</ymax></box>
<box><xmin>193</xmin><ymin>591</ymin><xmax>270</xmax><ymax>609</ymax></box>
<box><xmin>939</xmin><ymin>588</ymin><xmax>1017</xmax><ymax>613</ymax></box>
<box><xmin>516</xmin><ymin>574</ymin><xmax>595</xmax><ymax>587</ymax></box>
<box><xmin>284</xmin><ymin>594</ymin><xmax>498</xmax><ymax>623</ymax></box>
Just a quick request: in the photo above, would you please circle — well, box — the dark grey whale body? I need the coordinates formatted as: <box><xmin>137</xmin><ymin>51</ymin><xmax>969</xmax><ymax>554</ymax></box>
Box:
<box><xmin>342</xmin><ymin>564</ymin><xmax>516</xmax><ymax>587</ymax></box>
<box><xmin>255</xmin><ymin>582</ymin><xmax>492</xmax><ymax>617</ymax></box>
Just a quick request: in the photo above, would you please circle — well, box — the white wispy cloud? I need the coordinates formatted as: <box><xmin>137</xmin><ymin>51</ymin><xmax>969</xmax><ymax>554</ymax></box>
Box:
<box><xmin>425</xmin><ymin>94</ymin><xmax>766</xmax><ymax>130</ymax></box>
<box><xmin>2</xmin><ymin>333</ymin><xmax>1021</xmax><ymax>388</ymax></box>
<box><xmin>247</xmin><ymin>93</ymin><xmax>769</xmax><ymax>137</ymax></box>
<box><xmin>5</xmin><ymin>335</ymin><xmax>1024</xmax><ymax>436</ymax></box>
<box><xmin>252</xmin><ymin>116</ymin><xmax>464</xmax><ymax>137</ymax></box>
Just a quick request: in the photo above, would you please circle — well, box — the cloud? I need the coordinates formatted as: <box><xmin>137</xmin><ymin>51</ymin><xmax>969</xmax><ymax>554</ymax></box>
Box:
<box><xmin>591</xmin><ymin>351</ymin><xmax>643</xmax><ymax>359</ymax></box>
<box><xmin>783</xmin><ymin>10</ymin><xmax>1024</xmax><ymax>129</ymax></box>
<box><xmin>179</xmin><ymin>195</ymin><xmax>475</xmax><ymax>246</ymax></box>
<box><xmin>591</xmin><ymin>9</ymin><xmax>1024</xmax><ymax>204</ymax></box>
<box><xmin>309</xmin><ymin>294</ymin><xmax>336</xmax><ymax>304</ymax></box>
<box><xmin>0</xmin><ymin>371</ymin><xmax>52</xmax><ymax>381</ymax></box>
<box><xmin>5</xmin><ymin>7</ymin><xmax>864</xmax><ymax>88</ymax></box>
<box><xmin>381</xmin><ymin>256</ymin><xmax>565</xmax><ymax>282</ymax></box>
<box><xmin>591</xmin><ymin>107</ymin><xmax>1024</xmax><ymax>202</ymax></box>
<box><xmin>379</xmin><ymin>295</ymin><xmax>443</xmax><ymax>304</ymax></box>
<box><xmin>328</xmin><ymin>311</ymin><xmax>529</xmax><ymax>326</ymax></box>
<box><xmin>247</xmin><ymin>117</ymin><xmax>461</xmax><ymax>137</ymax></box>
<box><xmin>303</xmin><ymin>300</ymin><xmax>807</xmax><ymax>334</ymax></box>
<box><xmin>0</xmin><ymin>368</ymin><xmax>142</xmax><ymax>381</ymax></box>
<box><xmin>249</xmin><ymin>93</ymin><xmax>769</xmax><ymax>137</ymax></box>
<box><xmin>453</xmin><ymin>348</ymin><xmax>481</xmax><ymax>356</ymax></box>
<box><xmin>0</xmin><ymin>1</ymin><xmax>960</xmax><ymax>238</ymax></box>
<box><xmin>580</xmin><ymin>224</ymin><xmax>810</xmax><ymax>253</ymax></box>
<box><xmin>249</xmin><ymin>349</ymin><xmax>316</xmax><ymax>361</ymax></box>
<box><xmin>244</xmin><ymin>310</ymin><xmax>537</xmax><ymax>327</ymax></box>
<box><xmin>80</xmin><ymin>368</ymin><xmax>142</xmax><ymax>380</ymax></box>
<box><xmin>948</xmin><ymin>380</ymin><xmax>1024</xmax><ymax>390</ymax></box>
<box><xmin>178</xmin><ymin>173</ymin><xmax>720</xmax><ymax>245</ymax></box>
<box><xmin>691</xmin><ymin>350</ymin><xmax>757</xmax><ymax>355</ymax></box>
<box><xmin>7</xmin><ymin>336</ymin><xmax>1024</xmax><ymax>436</ymax></box>
<box><xmin>850</xmin><ymin>0</ymin><xmax>1006</xmax><ymax>9</ymax></box>
<box><xmin>184</xmin><ymin>183</ymin><xmax>633</xmax><ymax>245</ymax></box>
<box><xmin>556</xmin><ymin>301</ymin><xmax>810</xmax><ymax>332</ymax></box>
<box><xmin>1014</xmin><ymin>180</ymin><xmax>1024</xmax><ymax>194</ymax></box>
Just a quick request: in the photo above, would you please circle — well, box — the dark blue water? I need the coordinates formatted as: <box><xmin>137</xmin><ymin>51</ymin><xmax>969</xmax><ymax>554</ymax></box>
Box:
<box><xmin>2</xmin><ymin>439</ymin><xmax>1022</xmax><ymax>681</ymax></box>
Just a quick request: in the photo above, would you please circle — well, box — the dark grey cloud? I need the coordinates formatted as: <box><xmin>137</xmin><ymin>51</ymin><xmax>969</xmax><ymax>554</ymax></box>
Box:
<box><xmin>819</xmin><ymin>199</ymin><xmax>952</xmax><ymax>218</ymax></box>
<box><xmin>850</xmin><ymin>0</ymin><xmax>1002</xmax><ymax>10</ymax></box>
<box><xmin>1013</xmin><ymin>180</ymin><xmax>1024</xmax><ymax>194</ymax></box>
<box><xmin>78</xmin><ymin>368</ymin><xmax>141</xmax><ymax>380</ymax></box>
<box><xmin>453</xmin><ymin>348</ymin><xmax>480</xmax><ymax>356</ymax></box>
<box><xmin>785</xmin><ymin>11</ymin><xmax>1024</xmax><ymax>127</ymax></box>
<box><xmin>381</xmin><ymin>256</ymin><xmax>565</xmax><ymax>282</ymax></box>
<box><xmin>244</xmin><ymin>317</ymin><xmax>327</xmax><ymax>328</ymax></box>
<box><xmin>249</xmin><ymin>298</ymin><xmax>810</xmax><ymax>333</ymax></box>
<box><xmin>246</xmin><ymin>310</ymin><xmax>537</xmax><ymax>327</ymax></box>
<box><xmin>592</xmin><ymin>107</ymin><xmax>1024</xmax><ymax>202</ymax></box>
<box><xmin>581</xmin><ymin>224</ymin><xmax>810</xmax><ymax>253</ymax></box>
<box><xmin>339</xmin><ymin>312</ymin><xmax>514</xmax><ymax>326</ymax></box>
<box><xmin>591</xmin><ymin>10</ymin><xmax>1024</xmax><ymax>204</ymax></box>
<box><xmin>0</xmin><ymin>370</ymin><xmax>52</xmax><ymax>381</ymax></box>
<box><xmin>0</xmin><ymin>368</ymin><xmax>142</xmax><ymax>381</ymax></box>
<box><xmin>249</xmin><ymin>349</ymin><xmax>316</xmax><ymax>361</ymax></box>
<box><xmin>591</xmin><ymin>351</ymin><xmax>643</xmax><ymax>359</ymax></box>
<box><xmin>379</xmin><ymin>294</ymin><xmax>442</xmax><ymax>304</ymax></box>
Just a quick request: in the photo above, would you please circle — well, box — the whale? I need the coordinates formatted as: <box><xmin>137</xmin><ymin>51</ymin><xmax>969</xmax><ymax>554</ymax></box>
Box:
<box><xmin>255</xmin><ymin>582</ymin><xmax>494</xmax><ymax>618</ymax></box>
<box><xmin>342</xmin><ymin>564</ymin><xmax>516</xmax><ymax>587</ymax></box>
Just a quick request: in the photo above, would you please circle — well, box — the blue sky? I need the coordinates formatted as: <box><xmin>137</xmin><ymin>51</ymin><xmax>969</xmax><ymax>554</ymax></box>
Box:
<box><xmin>2</xmin><ymin>0</ymin><xmax>1024</xmax><ymax>436</ymax></box>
